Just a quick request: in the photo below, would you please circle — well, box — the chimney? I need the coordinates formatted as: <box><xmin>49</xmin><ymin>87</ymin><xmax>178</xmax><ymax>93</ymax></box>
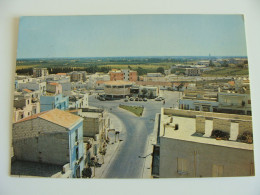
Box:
<box><xmin>196</xmin><ymin>115</ymin><xmax>205</xmax><ymax>134</ymax></box>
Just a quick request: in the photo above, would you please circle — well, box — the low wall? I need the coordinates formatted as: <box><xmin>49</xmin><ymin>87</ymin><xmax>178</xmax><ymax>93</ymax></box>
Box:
<box><xmin>163</xmin><ymin>108</ymin><xmax>252</xmax><ymax>121</ymax></box>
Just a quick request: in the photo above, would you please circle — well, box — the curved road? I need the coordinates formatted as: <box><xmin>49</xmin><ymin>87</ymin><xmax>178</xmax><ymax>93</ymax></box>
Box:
<box><xmin>89</xmin><ymin>91</ymin><xmax>181</xmax><ymax>178</ymax></box>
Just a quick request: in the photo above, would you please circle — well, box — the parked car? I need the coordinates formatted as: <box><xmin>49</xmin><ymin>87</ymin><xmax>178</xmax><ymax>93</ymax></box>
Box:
<box><xmin>143</xmin><ymin>98</ymin><xmax>147</xmax><ymax>102</ymax></box>
<box><xmin>99</xmin><ymin>97</ymin><xmax>106</xmax><ymax>101</ymax></box>
<box><xmin>129</xmin><ymin>97</ymin><xmax>134</xmax><ymax>101</ymax></box>
<box><xmin>138</xmin><ymin>98</ymin><xmax>143</xmax><ymax>101</ymax></box>
<box><xmin>155</xmin><ymin>97</ymin><xmax>162</xmax><ymax>101</ymax></box>
<box><xmin>124</xmin><ymin>98</ymin><xmax>128</xmax><ymax>102</ymax></box>
<box><xmin>135</xmin><ymin>97</ymin><xmax>139</xmax><ymax>101</ymax></box>
<box><xmin>160</xmin><ymin>97</ymin><xmax>165</xmax><ymax>100</ymax></box>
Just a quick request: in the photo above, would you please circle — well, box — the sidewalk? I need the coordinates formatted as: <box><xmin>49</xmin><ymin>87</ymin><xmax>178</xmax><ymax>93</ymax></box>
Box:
<box><xmin>141</xmin><ymin>113</ymin><xmax>160</xmax><ymax>178</ymax></box>
<box><xmin>92</xmin><ymin>113</ymin><xmax>126</xmax><ymax>178</ymax></box>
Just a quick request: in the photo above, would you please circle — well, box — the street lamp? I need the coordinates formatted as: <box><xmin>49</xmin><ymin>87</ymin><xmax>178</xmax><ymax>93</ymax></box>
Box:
<box><xmin>115</xmin><ymin>131</ymin><xmax>120</xmax><ymax>143</ymax></box>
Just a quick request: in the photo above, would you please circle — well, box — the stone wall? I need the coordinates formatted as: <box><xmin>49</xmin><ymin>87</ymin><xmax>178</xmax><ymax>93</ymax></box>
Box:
<box><xmin>213</xmin><ymin>118</ymin><xmax>231</xmax><ymax>134</ymax></box>
<box><xmin>83</xmin><ymin>118</ymin><xmax>100</xmax><ymax>137</ymax></box>
<box><xmin>159</xmin><ymin>137</ymin><xmax>254</xmax><ymax>178</ymax></box>
<box><xmin>238</xmin><ymin>120</ymin><xmax>253</xmax><ymax>134</ymax></box>
<box><xmin>13</xmin><ymin>118</ymin><xmax>70</xmax><ymax>165</ymax></box>
<box><xmin>163</xmin><ymin>108</ymin><xmax>252</xmax><ymax>121</ymax></box>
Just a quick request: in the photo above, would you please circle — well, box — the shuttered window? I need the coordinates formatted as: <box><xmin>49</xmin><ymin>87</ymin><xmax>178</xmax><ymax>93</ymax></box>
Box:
<box><xmin>212</xmin><ymin>164</ymin><xmax>224</xmax><ymax>177</ymax></box>
<box><xmin>177</xmin><ymin>158</ymin><xmax>188</xmax><ymax>174</ymax></box>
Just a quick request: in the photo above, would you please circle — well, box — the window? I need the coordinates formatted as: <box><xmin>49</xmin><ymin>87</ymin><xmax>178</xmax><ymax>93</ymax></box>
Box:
<box><xmin>76</xmin><ymin>147</ymin><xmax>79</xmax><ymax>160</ymax></box>
<box><xmin>248</xmin><ymin>100</ymin><xmax>251</xmax><ymax>104</ymax></box>
<box><xmin>177</xmin><ymin>158</ymin><xmax>188</xmax><ymax>174</ymax></box>
<box><xmin>212</xmin><ymin>164</ymin><xmax>224</xmax><ymax>177</ymax></box>
<box><xmin>75</xmin><ymin>129</ymin><xmax>78</xmax><ymax>142</ymax></box>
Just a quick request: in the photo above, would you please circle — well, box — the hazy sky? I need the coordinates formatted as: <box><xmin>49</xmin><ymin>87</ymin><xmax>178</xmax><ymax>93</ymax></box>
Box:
<box><xmin>17</xmin><ymin>15</ymin><xmax>247</xmax><ymax>58</ymax></box>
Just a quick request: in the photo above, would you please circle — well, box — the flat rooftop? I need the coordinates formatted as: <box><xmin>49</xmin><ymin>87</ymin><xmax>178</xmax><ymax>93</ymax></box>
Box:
<box><xmin>79</xmin><ymin>112</ymin><xmax>101</xmax><ymax>118</ymax></box>
<box><xmin>160</xmin><ymin>115</ymin><xmax>253</xmax><ymax>150</ymax></box>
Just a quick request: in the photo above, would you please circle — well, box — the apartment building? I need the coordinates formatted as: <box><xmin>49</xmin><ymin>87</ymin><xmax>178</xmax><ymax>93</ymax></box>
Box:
<box><xmin>33</xmin><ymin>68</ymin><xmax>49</xmax><ymax>78</ymax></box>
<box><xmin>109</xmin><ymin>69</ymin><xmax>137</xmax><ymax>82</ymax></box>
<box><xmin>68</xmin><ymin>71</ymin><xmax>86</xmax><ymax>82</ymax></box>
<box><xmin>13</xmin><ymin>94</ymin><xmax>40</xmax><ymax>122</ymax></box>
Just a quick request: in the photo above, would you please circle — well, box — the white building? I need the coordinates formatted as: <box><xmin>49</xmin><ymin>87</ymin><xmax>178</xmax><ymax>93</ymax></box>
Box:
<box><xmin>87</xmin><ymin>73</ymin><xmax>110</xmax><ymax>89</ymax></box>
<box><xmin>18</xmin><ymin>78</ymin><xmax>46</xmax><ymax>95</ymax></box>
<box><xmin>69</xmin><ymin>93</ymin><xmax>89</xmax><ymax>109</ymax></box>
<box><xmin>45</xmin><ymin>74</ymin><xmax>71</xmax><ymax>96</ymax></box>
<box><xmin>152</xmin><ymin>108</ymin><xmax>254</xmax><ymax>178</ymax></box>
<box><xmin>218</xmin><ymin>92</ymin><xmax>251</xmax><ymax>115</ymax></box>
<box><xmin>13</xmin><ymin>94</ymin><xmax>40</xmax><ymax>122</ymax></box>
<box><xmin>147</xmin><ymin>73</ymin><xmax>163</xmax><ymax>77</ymax></box>
<box><xmin>179</xmin><ymin>90</ymin><xmax>218</xmax><ymax>112</ymax></box>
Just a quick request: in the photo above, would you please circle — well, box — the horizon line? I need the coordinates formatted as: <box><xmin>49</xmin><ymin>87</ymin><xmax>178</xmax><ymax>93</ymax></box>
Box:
<box><xmin>17</xmin><ymin>55</ymin><xmax>248</xmax><ymax>60</ymax></box>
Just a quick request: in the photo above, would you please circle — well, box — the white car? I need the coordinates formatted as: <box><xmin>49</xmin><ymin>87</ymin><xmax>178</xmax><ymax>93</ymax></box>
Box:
<box><xmin>155</xmin><ymin>97</ymin><xmax>162</xmax><ymax>101</ymax></box>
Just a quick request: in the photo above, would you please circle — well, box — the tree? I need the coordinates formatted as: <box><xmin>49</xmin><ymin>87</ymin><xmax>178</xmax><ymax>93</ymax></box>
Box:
<box><xmin>222</xmin><ymin>60</ymin><xmax>229</xmax><ymax>67</ymax></box>
<box><xmin>149</xmin><ymin>91</ymin><xmax>154</xmax><ymax>99</ymax></box>
<box><xmin>156</xmin><ymin>67</ymin><xmax>165</xmax><ymax>74</ymax></box>
<box><xmin>137</xmin><ymin>67</ymin><xmax>147</xmax><ymax>75</ymax></box>
<box><xmin>141</xmin><ymin>88</ymin><xmax>148</xmax><ymax>98</ymax></box>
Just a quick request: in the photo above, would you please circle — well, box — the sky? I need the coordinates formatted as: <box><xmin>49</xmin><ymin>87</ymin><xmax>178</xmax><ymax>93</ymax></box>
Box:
<box><xmin>17</xmin><ymin>15</ymin><xmax>248</xmax><ymax>58</ymax></box>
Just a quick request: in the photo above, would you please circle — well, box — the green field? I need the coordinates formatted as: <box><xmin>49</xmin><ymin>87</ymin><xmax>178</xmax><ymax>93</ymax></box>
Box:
<box><xmin>202</xmin><ymin>67</ymin><xmax>249</xmax><ymax>76</ymax></box>
<box><xmin>119</xmin><ymin>105</ymin><xmax>144</xmax><ymax>117</ymax></box>
<box><xmin>16</xmin><ymin>57</ymin><xmax>250</xmax><ymax>77</ymax></box>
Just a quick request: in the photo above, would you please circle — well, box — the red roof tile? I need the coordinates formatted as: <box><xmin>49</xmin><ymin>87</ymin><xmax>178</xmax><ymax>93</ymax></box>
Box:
<box><xmin>56</xmin><ymin>73</ymin><xmax>67</xmax><ymax>76</ymax></box>
<box><xmin>96</xmin><ymin>80</ymin><xmax>105</xmax><ymax>84</ymax></box>
<box><xmin>22</xmin><ymin>89</ymin><xmax>32</xmax><ymax>93</ymax></box>
<box><xmin>228</xmin><ymin>81</ymin><xmax>235</xmax><ymax>86</ymax></box>
<box><xmin>15</xmin><ymin>111</ymin><xmax>48</xmax><ymax>123</ymax></box>
<box><xmin>15</xmin><ymin>109</ymin><xmax>82</xmax><ymax>129</ymax></box>
<box><xmin>49</xmin><ymin>82</ymin><xmax>59</xmax><ymax>86</ymax></box>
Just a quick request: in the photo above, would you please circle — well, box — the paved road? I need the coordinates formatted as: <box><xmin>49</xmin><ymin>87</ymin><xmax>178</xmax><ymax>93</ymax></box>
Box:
<box><xmin>88</xmin><ymin>90</ymin><xmax>181</xmax><ymax>178</ymax></box>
